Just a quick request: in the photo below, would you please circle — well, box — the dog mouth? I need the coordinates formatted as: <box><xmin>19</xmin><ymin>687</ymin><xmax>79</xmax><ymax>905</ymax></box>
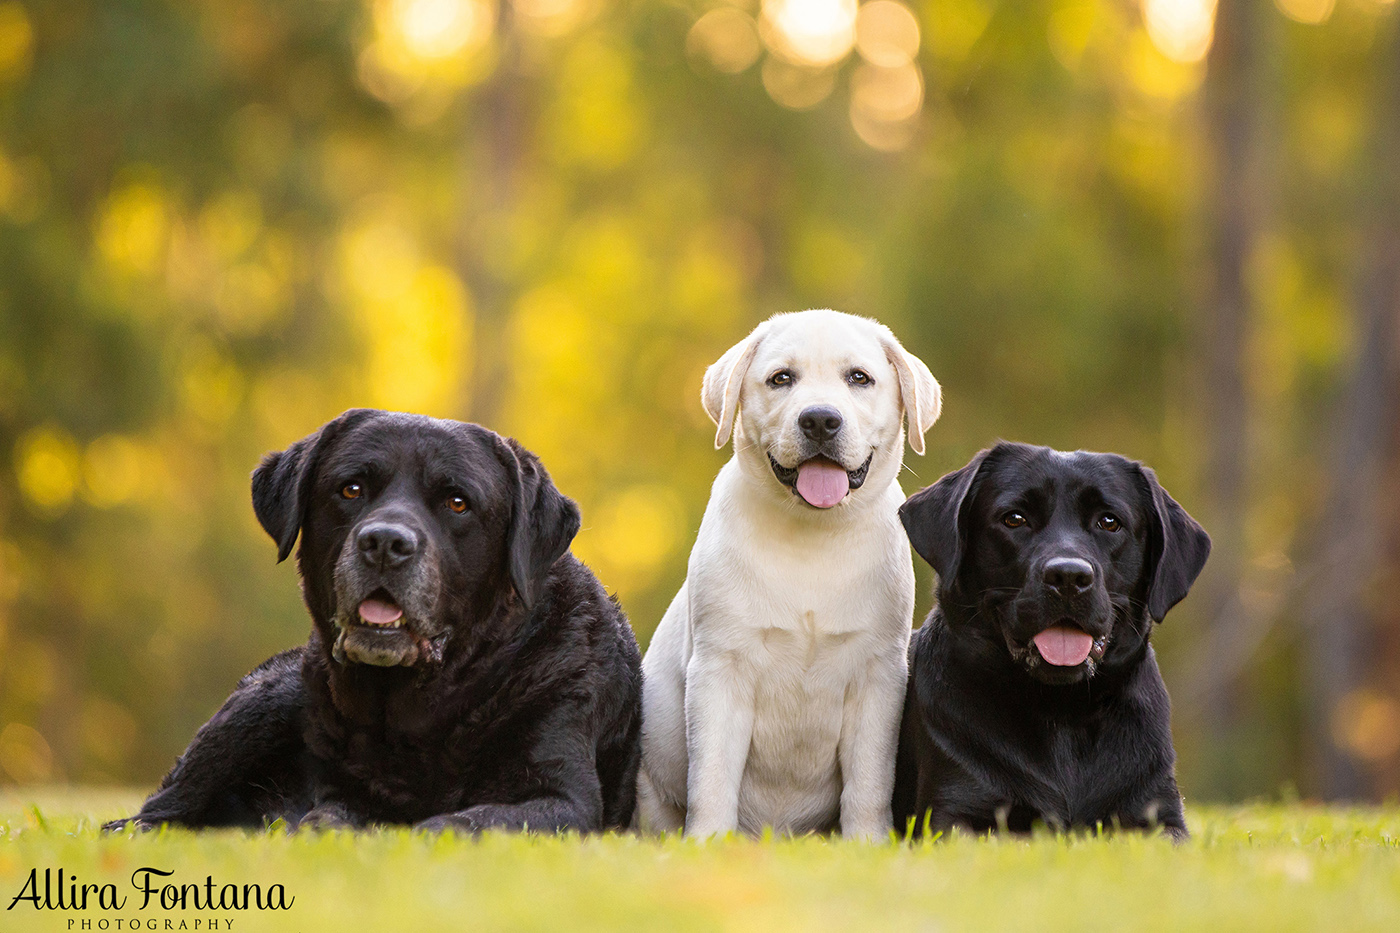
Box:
<box><xmin>333</xmin><ymin>588</ymin><xmax>441</xmax><ymax>668</ymax></box>
<box><xmin>1008</xmin><ymin>621</ymin><xmax>1109</xmax><ymax>675</ymax></box>
<box><xmin>768</xmin><ymin>452</ymin><xmax>874</xmax><ymax>509</ymax></box>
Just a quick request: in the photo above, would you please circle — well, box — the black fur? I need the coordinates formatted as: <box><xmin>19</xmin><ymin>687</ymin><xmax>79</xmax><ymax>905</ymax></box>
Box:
<box><xmin>892</xmin><ymin>442</ymin><xmax>1210</xmax><ymax>840</ymax></box>
<box><xmin>107</xmin><ymin>410</ymin><xmax>641</xmax><ymax>834</ymax></box>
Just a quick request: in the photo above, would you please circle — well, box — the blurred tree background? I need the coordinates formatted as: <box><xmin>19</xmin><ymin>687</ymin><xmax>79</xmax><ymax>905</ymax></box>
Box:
<box><xmin>0</xmin><ymin>0</ymin><xmax>1396</xmax><ymax>802</ymax></box>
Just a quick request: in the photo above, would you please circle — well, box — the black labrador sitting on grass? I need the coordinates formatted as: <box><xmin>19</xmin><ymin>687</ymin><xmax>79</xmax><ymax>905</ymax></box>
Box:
<box><xmin>106</xmin><ymin>409</ymin><xmax>642</xmax><ymax>834</ymax></box>
<box><xmin>892</xmin><ymin>442</ymin><xmax>1210</xmax><ymax>841</ymax></box>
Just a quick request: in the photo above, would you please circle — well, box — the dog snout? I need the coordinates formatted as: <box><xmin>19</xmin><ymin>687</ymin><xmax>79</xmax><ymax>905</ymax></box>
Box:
<box><xmin>798</xmin><ymin>405</ymin><xmax>843</xmax><ymax>443</ymax></box>
<box><xmin>357</xmin><ymin>521</ymin><xmax>420</xmax><ymax>570</ymax></box>
<box><xmin>1042</xmin><ymin>556</ymin><xmax>1094</xmax><ymax>596</ymax></box>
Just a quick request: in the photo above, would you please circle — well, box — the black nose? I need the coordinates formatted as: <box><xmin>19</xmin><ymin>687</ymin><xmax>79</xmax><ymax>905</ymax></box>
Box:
<box><xmin>357</xmin><ymin>522</ymin><xmax>419</xmax><ymax>570</ymax></box>
<box><xmin>1043</xmin><ymin>556</ymin><xmax>1094</xmax><ymax>595</ymax></box>
<box><xmin>798</xmin><ymin>405</ymin><xmax>843</xmax><ymax>442</ymax></box>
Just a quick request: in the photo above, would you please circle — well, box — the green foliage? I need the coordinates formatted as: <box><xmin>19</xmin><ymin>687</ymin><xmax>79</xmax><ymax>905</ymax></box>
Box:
<box><xmin>1</xmin><ymin>793</ymin><xmax>1399</xmax><ymax>931</ymax></box>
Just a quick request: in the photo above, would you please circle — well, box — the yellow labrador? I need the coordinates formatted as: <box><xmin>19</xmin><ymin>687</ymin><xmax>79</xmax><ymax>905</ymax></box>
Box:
<box><xmin>637</xmin><ymin>309</ymin><xmax>941</xmax><ymax>839</ymax></box>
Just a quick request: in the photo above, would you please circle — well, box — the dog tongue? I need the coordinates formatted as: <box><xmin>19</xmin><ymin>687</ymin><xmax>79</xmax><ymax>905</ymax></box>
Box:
<box><xmin>795</xmin><ymin>460</ymin><xmax>850</xmax><ymax>508</ymax></box>
<box><xmin>1033</xmin><ymin>626</ymin><xmax>1094</xmax><ymax>666</ymax></box>
<box><xmin>358</xmin><ymin>598</ymin><xmax>403</xmax><ymax>626</ymax></box>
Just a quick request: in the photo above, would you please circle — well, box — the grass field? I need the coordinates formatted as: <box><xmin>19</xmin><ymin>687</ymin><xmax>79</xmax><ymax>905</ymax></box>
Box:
<box><xmin>1</xmin><ymin>789</ymin><xmax>1398</xmax><ymax>932</ymax></box>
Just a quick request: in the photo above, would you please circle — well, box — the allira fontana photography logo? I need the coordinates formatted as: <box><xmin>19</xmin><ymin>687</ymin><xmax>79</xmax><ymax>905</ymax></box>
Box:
<box><xmin>8</xmin><ymin>867</ymin><xmax>294</xmax><ymax>928</ymax></box>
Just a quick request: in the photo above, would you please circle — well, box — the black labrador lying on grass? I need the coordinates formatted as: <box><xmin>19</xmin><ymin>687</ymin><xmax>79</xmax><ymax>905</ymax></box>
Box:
<box><xmin>892</xmin><ymin>442</ymin><xmax>1210</xmax><ymax>841</ymax></box>
<box><xmin>106</xmin><ymin>409</ymin><xmax>642</xmax><ymax>833</ymax></box>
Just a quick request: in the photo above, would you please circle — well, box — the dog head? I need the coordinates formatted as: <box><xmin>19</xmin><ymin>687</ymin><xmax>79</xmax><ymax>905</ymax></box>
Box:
<box><xmin>251</xmin><ymin>410</ymin><xmax>580</xmax><ymax>668</ymax></box>
<box><xmin>900</xmin><ymin>442</ymin><xmax>1210</xmax><ymax>685</ymax></box>
<box><xmin>702</xmin><ymin>309</ymin><xmax>940</xmax><ymax>511</ymax></box>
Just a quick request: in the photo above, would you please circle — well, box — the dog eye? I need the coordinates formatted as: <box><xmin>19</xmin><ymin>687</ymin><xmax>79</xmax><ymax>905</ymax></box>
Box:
<box><xmin>446</xmin><ymin>496</ymin><xmax>468</xmax><ymax>514</ymax></box>
<box><xmin>1097</xmin><ymin>513</ymin><xmax>1121</xmax><ymax>532</ymax></box>
<box><xmin>341</xmin><ymin>483</ymin><xmax>363</xmax><ymax>500</ymax></box>
<box><xmin>767</xmin><ymin>370</ymin><xmax>794</xmax><ymax>388</ymax></box>
<box><xmin>1002</xmin><ymin>512</ymin><xmax>1027</xmax><ymax>529</ymax></box>
<box><xmin>847</xmin><ymin>369</ymin><xmax>873</xmax><ymax>387</ymax></box>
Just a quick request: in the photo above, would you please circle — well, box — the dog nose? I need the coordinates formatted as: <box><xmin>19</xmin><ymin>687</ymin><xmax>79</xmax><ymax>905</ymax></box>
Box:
<box><xmin>357</xmin><ymin>522</ymin><xmax>419</xmax><ymax>570</ymax></box>
<box><xmin>1043</xmin><ymin>557</ymin><xmax>1094</xmax><ymax>595</ymax></box>
<box><xmin>798</xmin><ymin>405</ymin><xmax>843</xmax><ymax>442</ymax></box>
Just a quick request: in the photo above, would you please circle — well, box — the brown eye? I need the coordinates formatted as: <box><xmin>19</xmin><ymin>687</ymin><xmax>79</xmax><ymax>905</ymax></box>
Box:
<box><xmin>341</xmin><ymin>483</ymin><xmax>363</xmax><ymax>500</ymax></box>
<box><xmin>1097</xmin><ymin>514</ymin><xmax>1121</xmax><ymax>532</ymax></box>
<box><xmin>447</xmin><ymin>496</ymin><xmax>468</xmax><ymax>514</ymax></box>
<box><xmin>848</xmin><ymin>369</ymin><xmax>872</xmax><ymax>386</ymax></box>
<box><xmin>1002</xmin><ymin>512</ymin><xmax>1027</xmax><ymax>529</ymax></box>
<box><xmin>767</xmin><ymin>370</ymin><xmax>793</xmax><ymax>388</ymax></box>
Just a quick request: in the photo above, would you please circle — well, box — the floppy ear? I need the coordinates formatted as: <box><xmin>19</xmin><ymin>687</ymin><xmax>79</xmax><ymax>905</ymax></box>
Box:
<box><xmin>898</xmin><ymin>448</ymin><xmax>992</xmax><ymax>591</ymax></box>
<box><xmin>1135</xmin><ymin>465</ymin><xmax>1212</xmax><ymax>623</ymax></box>
<box><xmin>701</xmin><ymin>320</ymin><xmax>771</xmax><ymax>450</ymax></box>
<box><xmin>882</xmin><ymin>336</ymin><xmax>942</xmax><ymax>456</ymax></box>
<box><xmin>251</xmin><ymin>409</ymin><xmax>374</xmax><ymax>563</ymax></box>
<box><xmin>498</xmin><ymin>437</ymin><xmax>582</xmax><ymax>610</ymax></box>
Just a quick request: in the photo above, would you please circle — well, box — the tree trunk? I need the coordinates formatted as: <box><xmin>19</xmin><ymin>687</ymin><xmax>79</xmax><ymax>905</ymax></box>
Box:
<box><xmin>461</xmin><ymin>9</ymin><xmax>527</xmax><ymax>427</ymax></box>
<box><xmin>1192</xmin><ymin>0</ymin><xmax>1264</xmax><ymax>796</ymax></box>
<box><xmin>1301</xmin><ymin>17</ymin><xmax>1400</xmax><ymax>801</ymax></box>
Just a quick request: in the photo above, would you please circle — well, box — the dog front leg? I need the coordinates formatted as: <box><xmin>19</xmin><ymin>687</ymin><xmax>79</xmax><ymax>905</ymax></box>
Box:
<box><xmin>683</xmin><ymin>654</ymin><xmax>755</xmax><ymax>838</ymax></box>
<box><xmin>417</xmin><ymin>712</ymin><xmax>606</xmax><ymax>836</ymax></box>
<box><xmin>104</xmin><ymin>649</ymin><xmax>308</xmax><ymax>831</ymax></box>
<box><xmin>837</xmin><ymin>655</ymin><xmax>905</xmax><ymax>841</ymax></box>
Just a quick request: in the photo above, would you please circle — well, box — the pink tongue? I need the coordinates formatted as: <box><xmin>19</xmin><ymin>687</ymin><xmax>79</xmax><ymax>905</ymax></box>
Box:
<box><xmin>795</xmin><ymin>460</ymin><xmax>850</xmax><ymax>508</ymax></box>
<box><xmin>358</xmin><ymin>598</ymin><xmax>403</xmax><ymax>626</ymax></box>
<box><xmin>1033</xmin><ymin>626</ymin><xmax>1094</xmax><ymax>666</ymax></box>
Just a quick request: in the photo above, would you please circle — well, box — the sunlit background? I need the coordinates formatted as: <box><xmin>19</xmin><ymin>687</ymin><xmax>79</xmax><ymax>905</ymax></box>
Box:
<box><xmin>1</xmin><ymin>0</ymin><xmax>1398</xmax><ymax>804</ymax></box>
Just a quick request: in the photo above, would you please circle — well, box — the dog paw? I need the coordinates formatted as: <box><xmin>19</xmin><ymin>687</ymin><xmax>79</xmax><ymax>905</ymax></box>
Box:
<box><xmin>102</xmin><ymin>816</ymin><xmax>155</xmax><ymax>833</ymax></box>
<box><xmin>295</xmin><ymin>804</ymin><xmax>356</xmax><ymax>832</ymax></box>
<box><xmin>413</xmin><ymin>813</ymin><xmax>485</xmax><ymax>836</ymax></box>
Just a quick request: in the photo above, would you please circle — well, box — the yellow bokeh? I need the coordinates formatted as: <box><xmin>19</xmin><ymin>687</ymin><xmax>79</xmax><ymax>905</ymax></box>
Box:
<box><xmin>1275</xmin><ymin>0</ymin><xmax>1336</xmax><ymax>25</ymax></box>
<box><xmin>180</xmin><ymin>340</ymin><xmax>247</xmax><ymax>429</ymax></box>
<box><xmin>95</xmin><ymin>181</ymin><xmax>171</xmax><ymax>278</ymax></box>
<box><xmin>514</xmin><ymin>0</ymin><xmax>599</xmax><ymax>39</ymax></box>
<box><xmin>548</xmin><ymin>41</ymin><xmax>644</xmax><ymax>170</ymax></box>
<box><xmin>200</xmin><ymin>189</ymin><xmax>264</xmax><ymax>261</ymax></box>
<box><xmin>923</xmin><ymin>0</ymin><xmax>993</xmax><ymax>63</ymax></box>
<box><xmin>82</xmin><ymin>434</ymin><xmax>149</xmax><ymax>508</ymax></box>
<box><xmin>358</xmin><ymin>0</ymin><xmax>498</xmax><ymax>106</ymax></box>
<box><xmin>0</xmin><ymin>722</ymin><xmax>54</xmax><ymax>784</ymax></box>
<box><xmin>0</xmin><ymin>1</ymin><xmax>33</xmax><ymax>82</ymax></box>
<box><xmin>15</xmin><ymin>424</ymin><xmax>81</xmax><ymax>514</ymax></box>
<box><xmin>1126</xmin><ymin>28</ymin><xmax>1206</xmax><ymax>100</ymax></box>
<box><xmin>574</xmin><ymin>485</ymin><xmax>686</xmax><ymax>593</ymax></box>
<box><xmin>359</xmin><ymin>265</ymin><xmax>473</xmax><ymax>416</ymax></box>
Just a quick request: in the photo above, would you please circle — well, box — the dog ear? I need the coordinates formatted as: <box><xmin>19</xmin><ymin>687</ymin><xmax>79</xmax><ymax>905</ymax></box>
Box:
<box><xmin>498</xmin><ymin>437</ymin><xmax>582</xmax><ymax>610</ymax></box>
<box><xmin>251</xmin><ymin>409</ymin><xmax>374</xmax><ymax>563</ymax></box>
<box><xmin>881</xmin><ymin>334</ymin><xmax>941</xmax><ymax>456</ymax></box>
<box><xmin>1135</xmin><ymin>464</ymin><xmax>1212</xmax><ymax>623</ymax></box>
<box><xmin>899</xmin><ymin>447</ymin><xmax>993</xmax><ymax>590</ymax></box>
<box><xmin>701</xmin><ymin>320</ymin><xmax>771</xmax><ymax>450</ymax></box>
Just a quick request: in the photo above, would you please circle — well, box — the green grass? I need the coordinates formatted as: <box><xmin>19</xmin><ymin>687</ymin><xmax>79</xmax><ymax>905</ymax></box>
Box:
<box><xmin>1</xmin><ymin>790</ymin><xmax>1398</xmax><ymax>932</ymax></box>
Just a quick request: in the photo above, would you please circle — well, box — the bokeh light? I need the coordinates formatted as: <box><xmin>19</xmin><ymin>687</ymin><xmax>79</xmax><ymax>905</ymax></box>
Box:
<box><xmin>761</xmin><ymin>57</ymin><xmax>838</xmax><ymax>109</ymax></box>
<box><xmin>1275</xmin><ymin>0</ymin><xmax>1336</xmax><ymax>24</ymax></box>
<box><xmin>849</xmin><ymin>60</ymin><xmax>923</xmax><ymax>151</ymax></box>
<box><xmin>389</xmin><ymin>0</ymin><xmax>495</xmax><ymax>60</ymax></box>
<box><xmin>760</xmin><ymin>0</ymin><xmax>859</xmax><ymax>67</ymax></box>
<box><xmin>687</xmin><ymin>8</ymin><xmax>763</xmax><ymax>74</ymax></box>
<box><xmin>1141</xmin><ymin>0</ymin><xmax>1217</xmax><ymax>64</ymax></box>
<box><xmin>854</xmin><ymin>0</ymin><xmax>920</xmax><ymax>68</ymax></box>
